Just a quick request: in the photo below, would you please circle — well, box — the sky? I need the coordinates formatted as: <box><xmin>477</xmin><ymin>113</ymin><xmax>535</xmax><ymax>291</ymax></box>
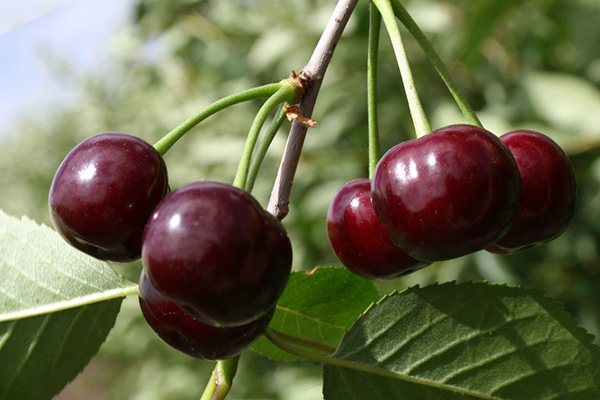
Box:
<box><xmin>0</xmin><ymin>0</ymin><xmax>137</xmax><ymax>138</ymax></box>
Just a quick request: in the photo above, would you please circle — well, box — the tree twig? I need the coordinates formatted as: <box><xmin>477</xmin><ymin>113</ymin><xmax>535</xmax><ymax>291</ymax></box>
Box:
<box><xmin>267</xmin><ymin>0</ymin><xmax>359</xmax><ymax>219</ymax></box>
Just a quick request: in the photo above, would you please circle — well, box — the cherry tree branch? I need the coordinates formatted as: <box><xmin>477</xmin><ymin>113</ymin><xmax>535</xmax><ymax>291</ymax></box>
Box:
<box><xmin>267</xmin><ymin>0</ymin><xmax>359</xmax><ymax>219</ymax></box>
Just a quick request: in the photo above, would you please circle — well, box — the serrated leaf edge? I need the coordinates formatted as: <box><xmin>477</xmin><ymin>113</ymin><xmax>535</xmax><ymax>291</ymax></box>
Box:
<box><xmin>326</xmin><ymin>280</ymin><xmax>600</xmax><ymax>399</ymax></box>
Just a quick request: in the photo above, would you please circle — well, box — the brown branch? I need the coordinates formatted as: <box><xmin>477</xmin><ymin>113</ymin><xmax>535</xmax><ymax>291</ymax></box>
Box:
<box><xmin>267</xmin><ymin>0</ymin><xmax>360</xmax><ymax>219</ymax></box>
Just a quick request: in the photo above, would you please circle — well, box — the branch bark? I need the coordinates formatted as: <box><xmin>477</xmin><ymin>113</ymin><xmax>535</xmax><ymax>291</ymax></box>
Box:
<box><xmin>267</xmin><ymin>0</ymin><xmax>359</xmax><ymax>219</ymax></box>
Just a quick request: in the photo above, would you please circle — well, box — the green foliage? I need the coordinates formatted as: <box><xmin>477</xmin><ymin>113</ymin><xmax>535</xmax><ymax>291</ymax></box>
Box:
<box><xmin>253</xmin><ymin>267</ymin><xmax>380</xmax><ymax>361</ymax></box>
<box><xmin>0</xmin><ymin>303</ymin><xmax>122</xmax><ymax>400</ymax></box>
<box><xmin>0</xmin><ymin>210</ymin><xmax>137</xmax><ymax>321</ymax></box>
<box><xmin>523</xmin><ymin>72</ymin><xmax>600</xmax><ymax>144</ymax></box>
<box><xmin>0</xmin><ymin>211</ymin><xmax>136</xmax><ymax>399</ymax></box>
<box><xmin>0</xmin><ymin>0</ymin><xmax>599</xmax><ymax>398</ymax></box>
<box><xmin>323</xmin><ymin>282</ymin><xmax>600</xmax><ymax>400</ymax></box>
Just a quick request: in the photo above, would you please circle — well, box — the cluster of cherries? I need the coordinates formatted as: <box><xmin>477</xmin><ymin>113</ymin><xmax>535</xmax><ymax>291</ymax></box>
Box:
<box><xmin>48</xmin><ymin>133</ymin><xmax>292</xmax><ymax>360</ymax></box>
<box><xmin>327</xmin><ymin>124</ymin><xmax>577</xmax><ymax>279</ymax></box>
<box><xmin>47</xmin><ymin>122</ymin><xmax>577</xmax><ymax>358</ymax></box>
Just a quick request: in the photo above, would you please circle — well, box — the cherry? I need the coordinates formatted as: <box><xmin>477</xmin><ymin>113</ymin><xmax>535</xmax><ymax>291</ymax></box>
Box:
<box><xmin>142</xmin><ymin>180</ymin><xmax>292</xmax><ymax>327</ymax></box>
<box><xmin>371</xmin><ymin>124</ymin><xmax>521</xmax><ymax>262</ymax></box>
<box><xmin>487</xmin><ymin>130</ymin><xmax>577</xmax><ymax>254</ymax></box>
<box><xmin>48</xmin><ymin>133</ymin><xmax>168</xmax><ymax>262</ymax></box>
<box><xmin>139</xmin><ymin>270</ymin><xmax>274</xmax><ymax>361</ymax></box>
<box><xmin>327</xmin><ymin>179</ymin><xmax>429</xmax><ymax>279</ymax></box>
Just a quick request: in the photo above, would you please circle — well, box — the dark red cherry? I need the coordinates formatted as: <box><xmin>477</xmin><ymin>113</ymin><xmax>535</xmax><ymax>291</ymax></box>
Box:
<box><xmin>142</xmin><ymin>181</ymin><xmax>292</xmax><ymax>327</ymax></box>
<box><xmin>48</xmin><ymin>133</ymin><xmax>168</xmax><ymax>262</ymax></box>
<box><xmin>139</xmin><ymin>270</ymin><xmax>274</xmax><ymax>361</ymax></box>
<box><xmin>487</xmin><ymin>130</ymin><xmax>576</xmax><ymax>254</ymax></box>
<box><xmin>327</xmin><ymin>179</ymin><xmax>429</xmax><ymax>279</ymax></box>
<box><xmin>371</xmin><ymin>124</ymin><xmax>521</xmax><ymax>261</ymax></box>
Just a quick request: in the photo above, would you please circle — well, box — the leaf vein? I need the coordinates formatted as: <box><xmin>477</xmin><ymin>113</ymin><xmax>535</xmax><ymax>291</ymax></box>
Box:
<box><xmin>1</xmin><ymin>315</ymin><xmax>52</xmax><ymax>395</ymax></box>
<box><xmin>488</xmin><ymin>347</ymin><xmax>585</xmax><ymax>396</ymax></box>
<box><xmin>276</xmin><ymin>305</ymin><xmax>347</xmax><ymax>330</ymax></box>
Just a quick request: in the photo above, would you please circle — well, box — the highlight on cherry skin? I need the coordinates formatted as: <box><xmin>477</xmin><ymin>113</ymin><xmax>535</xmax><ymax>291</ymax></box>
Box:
<box><xmin>48</xmin><ymin>132</ymin><xmax>169</xmax><ymax>262</ymax></box>
<box><xmin>327</xmin><ymin>178</ymin><xmax>429</xmax><ymax>279</ymax></box>
<box><xmin>487</xmin><ymin>130</ymin><xmax>577</xmax><ymax>254</ymax></box>
<box><xmin>371</xmin><ymin>124</ymin><xmax>521</xmax><ymax>262</ymax></box>
<box><xmin>139</xmin><ymin>270</ymin><xmax>275</xmax><ymax>361</ymax></box>
<box><xmin>142</xmin><ymin>180</ymin><xmax>292</xmax><ymax>328</ymax></box>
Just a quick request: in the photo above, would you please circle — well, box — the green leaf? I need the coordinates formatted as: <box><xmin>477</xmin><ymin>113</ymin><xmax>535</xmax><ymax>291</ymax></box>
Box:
<box><xmin>0</xmin><ymin>210</ymin><xmax>137</xmax><ymax>321</ymax></box>
<box><xmin>524</xmin><ymin>72</ymin><xmax>600</xmax><ymax>137</ymax></box>
<box><xmin>253</xmin><ymin>266</ymin><xmax>380</xmax><ymax>361</ymax></box>
<box><xmin>0</xmin><ymin>210</ymin><xmax>138</xmax><ymax>399</ymax></box>
<box><xmin>323</xmin><ymin>282</ymin><xmax>600</xmax><ymax>400</ymax></box>
<box><xmin>0</xmin><ymin>301</ymin><xmax>121</xmax><ymax>400</ymax></box>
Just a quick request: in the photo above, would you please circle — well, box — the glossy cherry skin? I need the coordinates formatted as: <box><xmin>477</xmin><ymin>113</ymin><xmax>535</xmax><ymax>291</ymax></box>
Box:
<box><xmin>142</xmin><ymin>181</ymin><xmax>292</xmax><ymax>327</ymax></box>
<box><xmin>371</xmin><ymin>124</ymin><xmax>521</xmax><ymax>262</ymax></box>
<box><xmin>327</xmin><ymin>179</ymin><xmax>429</xmax><ymax>279</ymax></box>
<box><xmin>487</xmin><ymin>130</ymin><xmax>577</xmax><ymax>254</ymax></box>
<box><xmin>139</xmin><ymin>270</ymin><xmax>274</xmax><ymax>360</ymax></box>
<box><xmin>48</xmin><ymin>133</ymin><xmax>168</xmax><ymax>262</ymax></box>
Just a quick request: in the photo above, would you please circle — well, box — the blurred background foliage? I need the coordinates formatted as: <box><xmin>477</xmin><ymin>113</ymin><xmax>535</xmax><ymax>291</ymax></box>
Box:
<box><xmin>1</xmin><ymin>0</ymin><xmax>600</xmax><ymax>398</ymax></box>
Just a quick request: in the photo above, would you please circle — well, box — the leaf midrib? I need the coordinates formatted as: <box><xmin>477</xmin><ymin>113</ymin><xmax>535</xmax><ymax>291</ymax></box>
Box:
<box><xmin>326</xmin><ymin>356</ymin><xmax>503</xmax><ymax>400</ymax></box>
<box><xmin>0</xmin><ymin>285</ymin><xmax>138</xmax><ymax>322</ymax></box>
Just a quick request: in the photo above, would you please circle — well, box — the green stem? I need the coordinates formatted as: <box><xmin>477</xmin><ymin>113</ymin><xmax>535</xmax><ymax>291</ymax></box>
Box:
<box><xmin>268</xmin><ymin>328</ymin><xmax>336</xmax><ymax>354</ymax></box>
<box><xmin>264</xmin><ymin>328</ymin><xmax>335</xmax><ymax>363</ymax></box>
<box><xmin>245</xmin><ymin>103</ymin><xmax>289</xmax><ymax>192</ymax></box>
<box><xmin>199</xmin><ymin>356</ymin><xmax>240</xmax><ymax>400</ymax></box>
<box><xmin>372</xmin><ymin>0</ymin><xmax>431</xmax><ymax>138</ymax></box>
<box><xmin>263</xmin><ymin>328</ymin><xmax>492</xmax><ymax>399</ymax></box>
<box><xmin>153</xmin><ymin>82</ymin><xmax>284</xmax><ymax>156</ymax></box>
<box><xmin>232</xmin><ymin>83</ymin><xmax>297</xmax><ymax>190</ymax></box>
<box><xmin>367</xmin><ymin>1</ymin><xmax>382</xmax><ymax>179</ymax></box>
<box><xmin>390</xmin><ymin>0</ymin><xmax>482</xmax><ymax>128</ymax></box>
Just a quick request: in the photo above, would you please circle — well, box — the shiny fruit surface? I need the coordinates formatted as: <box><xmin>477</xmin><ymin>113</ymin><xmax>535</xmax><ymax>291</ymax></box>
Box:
<box><xmin>371</xmin><ymin>124</ymin><xmax>521</xmax><ymax>261</ymax></box>
<box><xmin>487</xmin><ymin>130</ymin><xmax>576</xmax><ymax>254</ymax></box>
<box><xmin>327</xmin><ymin>179</ymin><xmax>429</xmax><ymax>279</ymax></box>
<box><xmin>139</xmin><ymin>270</ymin><xmax>273</xmax><ymax>360</ymax></box>
<box><xmin>143</xmin><ymin>180</ymin><xmax>292</xmax><ymax>327</ymax></box>
<box><xmin>49</xmin><ymin>132</ymin><xmax>168</xmax><ymax>262</ymax></box>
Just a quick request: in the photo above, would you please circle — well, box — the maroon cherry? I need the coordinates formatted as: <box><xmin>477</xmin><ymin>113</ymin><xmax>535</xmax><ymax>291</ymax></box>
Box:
<box><xmin>487</xmin><ymin>130</ymin><xmax>576</xmax><ymax>254</ymax></box>
<box><xmin>139</xmin><ymin>270</ymin><xmax>274</xmax><ymax>361</ymax></box>
<box><xmin>48</xmin><ymin>133</ymin><xmax>168</xmax><ymax>262</ymax></box>
<box><xmin>327</xmin><ymin>179</ymin><xmax>429</xmax><ymax>279</ymax></box>
<box><xmin>371</xmin><ymin>124</ymin><xmax>521</xmax><ymax>261</ymax></box>
<box><xmin>142</xmin><ymin>180</ymin><xmax>292</xmax><ymax>327</ymax></box>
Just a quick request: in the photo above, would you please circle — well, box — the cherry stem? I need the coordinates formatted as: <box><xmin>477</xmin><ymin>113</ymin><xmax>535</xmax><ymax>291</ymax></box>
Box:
<box><xmin>245</xmin><ymin>104</ymin><xmax>289</xmax><ymax>192</ymax></box>
<box><xmin>367</xmin><ymin>2</ymin><xmax>382</xmax><ymax>179</ymax></box>
<box><xmin>268</xmin><ymin>328</ymin><xmax>336</xmax><ymax>354</ymax></box>
<box><xmin>199</xmin><ymin>355</ymin><xmax>240</xmax><ymax>400</ymax></box>
<box><xmin>267</xmin><ymin>0</ymin><xmax>360</xmax><ymax>219</ymax></box>
<box><xmin>232</xmin><ymin>83</ymin><xmax>297</xmax><ymax>190</ymax></box>
<box><xmin>153</xmin><ymin>82</ymin><xmax>284</xmax><ymax>156</ymax></box>
<box><xmin>372</xmin><ymin>0</ymin><xmax>431</xmax><ymax>138</ymax></box>
<box><xmin>390</xmin><ymin>0</ymin><xmax>482</xmax><ymax>128</ymax></box>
